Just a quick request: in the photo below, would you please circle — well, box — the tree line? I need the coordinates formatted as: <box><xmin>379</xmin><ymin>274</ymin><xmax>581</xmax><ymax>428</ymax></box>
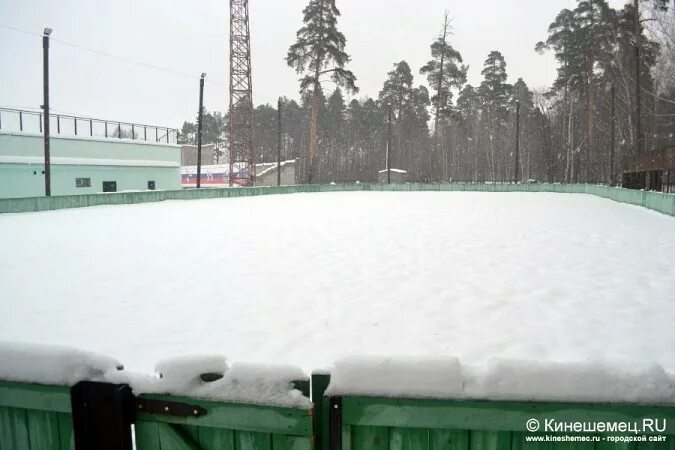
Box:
<box><xmin>179</xmin><ymin>0</ymin><xmax>675</xmax><ymax>184</ymax></box>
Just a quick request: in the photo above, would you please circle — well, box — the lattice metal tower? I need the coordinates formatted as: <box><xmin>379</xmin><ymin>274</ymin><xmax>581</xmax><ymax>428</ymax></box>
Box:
<box><xmin>229</xmin><ymin>0</ymin><xmax>255</xmax><ymax>186</ymax></box>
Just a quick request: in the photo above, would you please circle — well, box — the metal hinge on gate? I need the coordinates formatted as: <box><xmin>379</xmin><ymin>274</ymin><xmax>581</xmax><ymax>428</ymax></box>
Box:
<box><xmin>136</xmin><ymin>397</ymin><xmax>207</xmax><ymax>417</ymax></box>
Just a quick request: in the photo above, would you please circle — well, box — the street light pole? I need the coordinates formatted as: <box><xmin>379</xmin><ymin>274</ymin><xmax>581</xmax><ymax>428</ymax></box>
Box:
<box><xmin>277</xmin><ymin>98</ymin><xmax>282</xmax><ymax>187</ymax></box>
<box><xmin>386</xmin><ymin>104</ymin><xmax>392</xmax><ymax>184</ymax></box>
<box><xmin>196</xmin><ymin>73</ymin><xmax>206</xmax><ymax>189</ymax></box>
<box><xmin>42</xmin><ymin>27</ymin><xmax>52</xmax><ymax>196</ymax></box>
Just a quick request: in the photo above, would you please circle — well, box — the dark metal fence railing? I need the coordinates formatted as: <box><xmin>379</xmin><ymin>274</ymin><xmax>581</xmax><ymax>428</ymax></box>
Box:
<box><xmin>0</xmin><ymin>107</ymin><xmax>178</xmax><ymax>144</ymax></box>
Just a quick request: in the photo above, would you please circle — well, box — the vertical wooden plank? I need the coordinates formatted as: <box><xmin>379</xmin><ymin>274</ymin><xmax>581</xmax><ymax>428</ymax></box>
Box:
<box><xmin>157</xmin><ymin>423</ymin><xmax>202</xmax><ymax>449</ymax></box>
<box><xmin>389</xmin><ymin>427</ymin><xmax>429</xmax><ymax>450</ymax></box>
<box><xmin>26</xmin><ymin>409</ymin><xmax>61</xmax><ymax>450</ymax></box>
<box><xmin>134</xmin><ymin>420</ymin><xmax>161</xmax><ymax>450</ymax></box>
<box><xmin>235</xmin><ymin>430</ymin><xmax>272</xmax><ymax>450</ymax></box>
<box><xmin>57</xmin><ymin>413</ymin><xmax>74</xmax><ymax>450</ymax></box>
<box><xmin>178</xmin><ymin>424</ymin><xmax>201</xmax><ymax>445</ymax></box>
<box><xmin>551</xmin><ymin>440</ymin><xmax>595</xmax><ymax>450</ymax></box>
<box><xmin>271</xmin><ymin>434</ymin><xmax>313</xmax><ymax>450</ymax></box>
<box><xmin>558</xmin><ymin>442</ymin><xmax>594</xmax><ymax>450</ymax></box>
<box><xmin>595</xmin><ymin>439</ymin><xmax>635</xmax><ymax>450</ymax></box>
<box><xmin>199</xmin><ymin>427</ymin><xmax>235</xmax><ymax>450</ymax></box>
<box><xmin>430</xmin><ymin>429</ymin><xmax>469</xmax><ymax>450</ymax></box>
<box><xmin>637</xmin><ymin>440</ymin><xmax>674</xmax><ymax>450</ymax></box>
<box><xmin>469</xmin><ymin>430</ymin><xmax>511</xmax><ymax>450</ymax></box>
<box><xmin>351</xmin><ymin>425</ymin><xmax>388</xmax><ymax>450</ymax></box>
<box><xmin>342</xmin><ymin>425</ymin><xmax>352</xmax><ymax>450</ymax></box>
<box><xmin>0</xmin><ymin>406</ymin><xmax>31</xmax><ymax>450</ymax></box>
<box><xmin>510</xmin><ymin>431</ymin><xmax>555</xmax><ymax>450</ymax></box>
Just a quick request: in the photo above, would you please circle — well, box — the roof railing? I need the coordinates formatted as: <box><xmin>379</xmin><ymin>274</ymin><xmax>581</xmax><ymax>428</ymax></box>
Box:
<box><xmin>0</xmin><ymin>107</ymin><xmax>178</xmax><ymax>144</ymax></box>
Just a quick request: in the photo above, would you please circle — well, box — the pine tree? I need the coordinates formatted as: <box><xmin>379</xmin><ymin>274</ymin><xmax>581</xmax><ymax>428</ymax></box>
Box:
<box><xmin>456</xmin><ymin>85</ymin><xmax>482</xmax><ymax>181</ymax></box>
<box><xmin>408</xmin><ymin>86</ymin><xmax>432</xmax><ymax>180</ymax></box>
<box><xmin>536</xmin><ymin>9</ymin><xmax>582</xmax><ymax>181</ymax></box>
<box><xmin>574</xmin><ymin>0</ymin><xmax>613</xmax><ymax>181</ymax></box>
<box><xmin>287</xmin><ymin>0</ymin><xmax>358</xmax><ymax>183</ymax></box>
<box><xmin>254</xmin><ymin>104</ymin><xmax>278</xmax><ymax>163</ymax></box>
<box><xmin>511</xmin><ymin>78</ymin><xmax>535</xmax><ymax>181</ymax></box>
<box><xmin>479</xmin><ymin>51</ymin><xmax>512</xmax><ymax>182</ymax></box>
<box><xmin>420</xmin><ymin>12</ymin><xmax>467</xmax><ymax>180</ymax></box>
<box><xmin>178</xmin><ymin>121</ymin><xmax>197</xmax><ymax>145</ymax></box>
<box><xmin>379</xmin><ymin>61</ymin><xmax>415</xmax><ymax>169</ymax></box>
<box><xmin>378</xmin><ymin>61</ymin><xmax>414</xmax><ymax>119</ymax></box>
<box><xmin>323</xmin><ymin>88</ymin><xmax>347</xmax><ymax>182</ymax></box>
<box><xmin>630</xmin><ymin>0</ymin><xmax>669</xmax><ymax>155</ymax></box>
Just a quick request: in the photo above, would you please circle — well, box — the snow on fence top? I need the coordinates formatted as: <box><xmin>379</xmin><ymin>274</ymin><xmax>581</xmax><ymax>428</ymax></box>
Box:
<box><xmin>0</xmin><ymin>342</ymin><xmax>311</xmax><ymax>408</ymax></box>
<box><xmin>0</xmin><ymin>342</ymin><xmax>123</xmax><ymax>386</ymax></box>
<box><xmin>107</xmin><ymin>357</ymin><xmax>311</xmax><ymax>408</ymax></box>
<box><xmin>2</xmin><ymin>343</ymin><xmax>674</xmax><ymax>405</ymax></box>
<box><xmin>325</xmin><ymin>356</ymin><xmax>675</xmax><ymax>404</ymax></box>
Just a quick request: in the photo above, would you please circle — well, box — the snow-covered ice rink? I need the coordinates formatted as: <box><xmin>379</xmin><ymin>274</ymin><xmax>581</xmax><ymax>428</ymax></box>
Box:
<box><xmin>1</xmin><ymin>191</ymin><xmax>674</xmax><ymax>374</ymax></box>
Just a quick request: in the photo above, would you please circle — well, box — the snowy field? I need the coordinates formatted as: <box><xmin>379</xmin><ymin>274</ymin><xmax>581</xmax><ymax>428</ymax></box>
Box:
<box><xmin>1</xmin><ymin>191</ymin><xmax>674</xmax><ymax>379</ymax></box>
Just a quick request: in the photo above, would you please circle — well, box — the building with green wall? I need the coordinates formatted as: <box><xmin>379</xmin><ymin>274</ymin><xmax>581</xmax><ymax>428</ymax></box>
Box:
<box><xmin>0</xmin><ymin>131</ymin><xmax>181</xmax><ymax>198</ymax></box>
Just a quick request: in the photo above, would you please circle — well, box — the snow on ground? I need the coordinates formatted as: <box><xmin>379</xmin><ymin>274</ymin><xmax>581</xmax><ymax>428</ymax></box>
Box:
<box><xmin>0</xmin><ymin>191</ymin><xmax>674</xmax><ymax>401</ymax></box>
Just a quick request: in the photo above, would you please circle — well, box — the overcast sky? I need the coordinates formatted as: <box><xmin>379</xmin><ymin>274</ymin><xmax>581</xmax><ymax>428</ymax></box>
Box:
<box><xmin>0</xmin><ymin>0</ymin><xmax>629</xmax><ymax>129</ymax></box>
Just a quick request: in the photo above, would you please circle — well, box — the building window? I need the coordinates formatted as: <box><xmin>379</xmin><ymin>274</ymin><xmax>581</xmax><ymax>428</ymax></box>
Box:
<box><xmin>75</xmin><ymin>178</ymin><xmax>91</xmax><ymax>188</ymax></box>
<box><xmin>102</xmin><ymin>181</ymin><xmax>117</xmax><ymax>193</ymax></box>
<box><xmin>147</xmin><ymin>181</ymin><xmax>156</xmax><ymax>190</ymax></box>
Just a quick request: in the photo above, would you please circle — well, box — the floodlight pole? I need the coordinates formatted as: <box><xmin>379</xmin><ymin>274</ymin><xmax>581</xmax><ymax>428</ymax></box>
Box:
<box><xmin>42</xmin><ymin>28</ymin><xmax>52</xmax><ymax>196</ymax></box>
<box><xmin>277</xmin><ymin>98</ymin><xmax>282</xmax><ymax>187</ymax></box>
<box><xmin>196</xmin><ymin>73</ymin><xmax>206</xmax><ymax>189</ymax></box>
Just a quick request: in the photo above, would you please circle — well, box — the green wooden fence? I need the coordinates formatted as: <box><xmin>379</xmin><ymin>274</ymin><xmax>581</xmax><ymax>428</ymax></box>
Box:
<box><xmin>0</xmin><ymin>380</ymin><xmax>313</xmax><ymax>450</ymax></box>
<box><xmin>0</xmin><ymin>183</ymin><xmax>673</xmax><ymax>216</ymax></box>
<box><xmin>1</xmin><ymin>376</ymin><xmax>674</xmax><ymax>450</ymax></box>
<box><xmin>134</xmin><ymin>393</ymin><xmax>313</xmax><ymax>450</ymax></box>
<box><xmin>329</xmin><ymin>396</ymin><xmax>675</xmax><ymax>450</ymax></box>
<box><xmin>0</xmin><ymin>381</ymin><xmax>74</xmax><ymax>450</ymax></box>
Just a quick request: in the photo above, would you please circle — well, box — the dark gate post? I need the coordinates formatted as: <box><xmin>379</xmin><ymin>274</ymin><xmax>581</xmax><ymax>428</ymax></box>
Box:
<box><xmin>312</xmin><ymin>372</ymin><xmax>331</xmax><ymax>450</ymax></box>
<box><xmin>329</xmin><ymin>396</ymin><xmax>342</xmax><ymax>450</ymax></box>
<box><xmin>71</xmin><ymin>381</ymin><xmax>135</xmax><ymax>450</ymax></box>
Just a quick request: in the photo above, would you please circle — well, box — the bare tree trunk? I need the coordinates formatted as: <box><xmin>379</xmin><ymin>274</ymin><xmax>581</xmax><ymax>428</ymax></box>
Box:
<box><xmin>432</xmin><ymin>13</ymin><xmax>450</xmax><ymax>182</ymax></box>
<box><xmin>586</xmin><ymin>75</ymin><xmax>594</xmax><ymax>182</ymax></box>
<box><xmin>634</xmin><ymin>0</ymin><xmax>643</xmax><ymax>156</ymax></box>
<box><xmin>567</xmin><ymin>93</ymin><xmax>575</xmax><ymax>183</ymax></box>
<box><xmin>308</xmin><ymin>82</ymin><xmax>319</xmax><ymax>184</ymax></box>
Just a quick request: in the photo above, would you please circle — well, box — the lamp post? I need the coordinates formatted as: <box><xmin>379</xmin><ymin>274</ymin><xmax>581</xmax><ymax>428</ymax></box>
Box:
<box><xmin>386</xmin><ymin>103</ymin><xmax>392</xmax><ymax>184</ymax></box>
<box><xmin>42</xmin><ymin>27</ymin><xmax>52</xmax><ymax>196</ymax></box>
<box><xmin>277</xmin><ymin>98</ymin><xmax>282</xmax><ymax>187</ymax></box>
<box><xmin>196</xmin><ymin>73</ymin><xmax>206</xmax><ymax>189</ymax></box>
